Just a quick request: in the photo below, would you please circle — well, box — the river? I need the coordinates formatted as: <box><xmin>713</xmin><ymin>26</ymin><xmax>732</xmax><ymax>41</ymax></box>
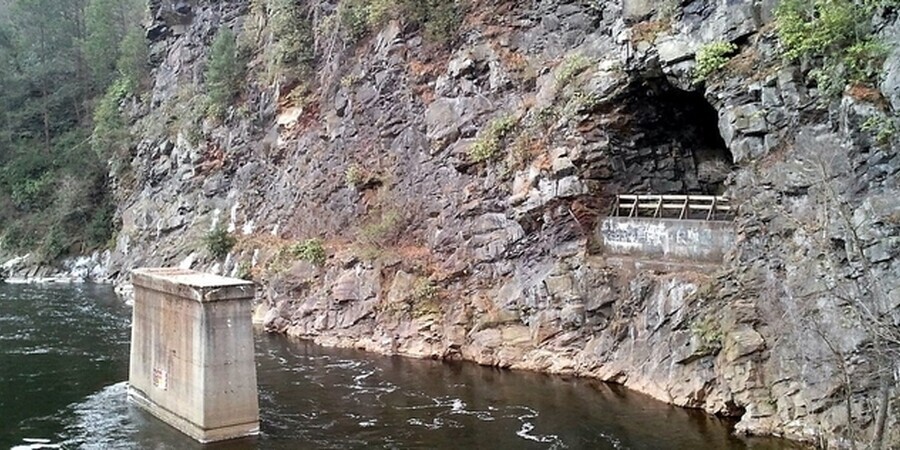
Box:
<box><xmin>0</xmin><ymin>283</ymin><xmax>799</xmax><ymax>449</ymax></box>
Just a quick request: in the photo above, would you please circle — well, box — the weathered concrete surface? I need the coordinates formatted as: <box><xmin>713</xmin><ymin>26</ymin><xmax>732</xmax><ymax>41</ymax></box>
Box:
<box><xmin>598</xmin><ymin>217</ymin><xmax>735</xmax><ymax>262</ymax></box>
<box><xmin>128</xmin><ymin>268</ymin><xmax>258</xmax><ymax>443</ymax></box>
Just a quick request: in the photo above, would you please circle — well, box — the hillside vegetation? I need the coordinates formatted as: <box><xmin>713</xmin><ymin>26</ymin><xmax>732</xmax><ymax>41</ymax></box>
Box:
<box><xmin>0</xmin><ymin>0</ymin><xmax>145</xmax><ymax>261</ymax></box>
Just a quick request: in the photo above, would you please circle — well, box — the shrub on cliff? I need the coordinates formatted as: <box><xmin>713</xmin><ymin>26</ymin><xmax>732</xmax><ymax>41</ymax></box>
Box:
<box><xmin>344</xmin><ymin>164</ymin><xmax>367</xmax><ymax>189</ymax></box>
<box><xmin>468</xmin><ymin>115</ymin><xmax>517</xmax><ymax>163</ymax></box>
<box><xmin>266</xmin><ymin>238</ymin><xmax>327</xmax><ymax>273</ymax></box>
<box><xmin>338</xmin><ymin>0</ymin><xmax>372</xmax><ymax>43</ymax></box>
<box><xmin>332</xmin><ymin>0</ymin><xmax>463</xmax><ymax>45</ymax></box>
<box><xmin>361</xmin><ymin>209</ymin><xmax>405</xmax><ymax>248</ymax></box>
<box><xmin>92</xmin><ymin>79</ymin><xmax>130</xmax><ymax>161</ymax></box>
<box><xmin>555</xmin><ymin>53</ymin><xmax>594</xmax><ymax>86</ymax></box>
<box><xmin>236</xmin><ymin>260</ymin><xmax>253</xmax><ymax>280</ymax></box>
<box><xmin>116</xmin><ymin>26</ymin><xmax>150</xmax><ymax>94</ymax></box>
<box><xmin>206</xmin><ymin>27</ymin><xmax>243</xmax><ymax>111</ymax></box>
<box><xmin>775</xmin><ymin>0</ymin><xmax>895</xmax><ymax>96</ymax></box>
<box><xmin>290</xmin><ymin>239</ymin><xmax>327</xmax><ymax>265</ymax></box>
<box><xmin>406</xmin><ymin>0</ymin><xmax>463</xmax><ymax>44</ymax></box>
<box><xmin>268</xmin><ymin>0</ymin><xmax>315</xmax><ymax>76</ymax></box>
<box><xmin>693</xmin><ymin>41</ymin><xmax>738</xmax><ymax>83</ymax></box>
<box><xmin>37</xmin><ymin>226</ymin><xmax>69</xmax><ymax>263</ymax></box>
<box><xmin>204</xmin><ymin>227</ymin><xmax>237</xmax><ymax>259</ymax></box>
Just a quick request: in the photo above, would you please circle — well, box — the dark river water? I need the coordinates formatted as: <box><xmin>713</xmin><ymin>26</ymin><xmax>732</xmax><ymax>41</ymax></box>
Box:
<box><xmin>0</xmin><ymin>283</ymin><xmax>801</xmax><ymax>450</ymax></box>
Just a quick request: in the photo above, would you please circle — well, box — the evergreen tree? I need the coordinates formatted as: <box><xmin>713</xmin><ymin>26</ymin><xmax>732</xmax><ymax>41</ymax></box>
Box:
<box><xmin>83</xmin><ymin>0</ymin><xmax>119</xmax><ymax>90</ymax></box>
<box><xmin>83</xmin><ymin>0</ymin><xmax>144</xmax><ymax>91</ymax></box>
<box><xmin>0</xmin><ymin>0</ymin><xmax>145</xmax><ymax>260</ymax></box>
<box><xmin>269</xmin><ymin>0</ymin><xmax>314</xmax><ymax>74</ymax></box>
<box><xmin>0</xmin><ymin>24</ymin><xmax>18</xmax><ymax>146</ymax></box>
<box><xmin>116</xmin><ymin>25</ymin><xmax>150</xmax><ymax>93</ymax></box>
<box><xmin>91</xmin><ymin>79</ymin><xmax>129</xmax><ymax>161</ymax></box>
<box><xmin>9</xmin><ymin>0</ymin><xmax>85</xmax><ymax>150</ymax></box>
<box><xmin>206</xmin><ymin>27</ymin><xmax>242</xmax><ymax>110</ymax></box>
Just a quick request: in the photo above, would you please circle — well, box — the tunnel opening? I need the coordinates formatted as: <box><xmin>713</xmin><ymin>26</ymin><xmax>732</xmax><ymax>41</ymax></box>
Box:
<box><xmin>589</xmin><ymin>74</ymin><xmax>733</xmax><ymax>196</ymax></box>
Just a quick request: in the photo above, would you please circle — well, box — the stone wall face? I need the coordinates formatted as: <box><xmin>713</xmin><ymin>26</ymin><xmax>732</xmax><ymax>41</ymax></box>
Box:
<box><xmin>108</xmin><ymin>0</ymin><xmax>900</xmax><ymax>447</ymax></box>
<box><xmin>599</xmin><ymin>218</ymin><xmax>735</xmax><ymax>262</ymax></box>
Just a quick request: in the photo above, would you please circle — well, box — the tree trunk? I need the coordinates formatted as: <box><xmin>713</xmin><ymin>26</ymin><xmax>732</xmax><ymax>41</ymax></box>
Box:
<box><xmin>39</xmin><ymin>23</ymin><xmax>50</xmax><ymax>152</ymax></box>
<box><xmin>42</xmin><ymin>97</ymin><xmax>50</xmax><ymax>150</ymax></box>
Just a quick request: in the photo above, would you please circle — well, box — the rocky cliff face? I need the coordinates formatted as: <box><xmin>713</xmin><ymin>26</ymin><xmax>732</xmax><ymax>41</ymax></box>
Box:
<box><xmin>109</xmin><ymin>0</ymin><xmax>900</xmax><ymax>447</ymax></box>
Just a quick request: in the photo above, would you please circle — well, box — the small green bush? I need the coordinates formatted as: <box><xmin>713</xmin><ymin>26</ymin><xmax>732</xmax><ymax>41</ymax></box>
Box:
<box><xmin>85</xmin><ymin>202</ymin><xmax>116</xmax><ymax>248</ymax></box>
<box><xmin>556</xmin><ymin>53</ymin><xmax>594</xmax><ymax>85</ymax></box>
<box><xmin>411</xmin><ymin>277</ymin><xmax>440</xmax><ymax>317</ymax></box>
<box><xmin>287</xmin><ymin>238</ymin><xmax>327</xmax><ymax>265</ymax></box>
<box><xmin>361</xmin><ymin>209</ymin><xmax>404</xmax><ymax>247</ymax></box>
<box><xmin>236</xmin><ymin>260</ymin><xmax>253</xmax><ymax>280</ymax></box>
<box><xmin>419</xmin><ymin>1</ymin><xmax>462</xmax><ymax>44</ymax></box>
<box><xmin>116</xmin><ymin>25</ymin><xmax>150</xmax><ymax>93</ymax></box>
<box><xmin>691</xmin><ymin>318</ymin><xmax>724</xmax><ymax>353</ymax></box>
<box><xmin>38</xmin><ymin>226</ymin><xmax>69</xmax><ymax>263</ymax></box>
<box><xmin>92</xmin><ymin>78</ymin><xmax>130</xmax><ymax>160</ymax></box>
<box><xmin>338</xmin><ymin>0</ymin><xmax>370</xmax><ymax>43</ymax></box>
<box><xmin>204</xmin><ymin>227</ymin><xmax>237</xmax><ymax>259</ymax></box>
<box><xmin>286</xmin><ymin>82</ymin><xmax>312</xmax><ymax>107</ymax></box>
<box><xmin>565</xmin><ymin>90</ymin><xmax>602</xmax><ymax>117</ymax></box>
<box><xmin>468</xmin><ymin>115</ymin><xmax>517</xmax><ymax>163</ymax></box>
<box><xmin>397</xmin><ymin>0</ymin><xmax>463</xmax><ymax>44</ymax></box>
<box><xmin>246</xmin><ymin>0</ymin><xmax>316</xmax><ymax>83</ymax></box>
<box><xmin>366</xmin><ymin>0</ymin><xmax>394</xmax><ymax>29</ymax></box>
<box><xmin>341</xmin><ymin>73</ymin><xmax>361</xmax><ymax>88</ymax></box>
<box><xmin>776</xmin><ymin>0</ymin><xmax>856</xmax><ymax>61</ymax></box>
<box><xmin>861</xmin><ymin>115</ymin><xmax>897</xmax><ymax>146</ymax></box>
<box><xmin>9</xmin><ymin>174</ymin><xmax>55</xmax><ymax>211</ymax></box>
<box><xmin>205</xmin><ymin>100</ymin><xmax>227</xmax><ymax>121</ymax></box>
<box><xmin>267</xmin><ymin>238</ymin><xmax>327</xmax><ymax>273</ymax></box>
<box><xmin>536</xmin><ymin>106</ymin><xmax>560</xmax><ymax>128</ymax></box>
<box><xmin>693</xmin><ymin>41</ymin><xmax>737</xmax><ymax>82</ymax></box>
<box><xmin>775</xmin><ymin>0</ymin><xmax>891</xmax><ymax>96</ymax></box>
<box><xmin>323</xmin><ymin>0</ymin><xmax>462</xmax><ymax>47</ymax></box>
<box><xmin>345</xmin><ymin>164</ymin><xmax>365</xmax><ymax>188</ymax></box>
<box><xmin>413</xmin><ymin>277</ymin><xmax>438</xmax><ymax>302</ymax></box>
<box><xmin>168</xmin><ymin>85</ymin><xmax>208</xmax><ymax>145</ymax></box>
<box><xmin>1</xmin><ymin>222</ymin><xmax>39</xmax><ymax>252</ymax></box>
<box><xmin>268</xmin><ymin>0</ymin><xmax>315</xmax><ymax>75</ymax></box>
<box><xmin>336</xmin><ymin>0</ymin><xmax>397</xmax><ymax>44</ymax></box>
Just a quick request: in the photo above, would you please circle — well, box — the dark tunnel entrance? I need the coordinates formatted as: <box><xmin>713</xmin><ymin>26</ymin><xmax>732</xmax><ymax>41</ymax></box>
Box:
<box><xmin>595</xmin><ymin>75</ymin><xmax>734</xmax><ymax>196</ymax></box>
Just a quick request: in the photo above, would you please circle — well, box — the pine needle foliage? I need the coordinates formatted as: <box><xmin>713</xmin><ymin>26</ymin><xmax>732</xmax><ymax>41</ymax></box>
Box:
<box><xmin>206</xmin><ymin>27</ymin><xmax>244</xmax><ymax>110</ymax></box>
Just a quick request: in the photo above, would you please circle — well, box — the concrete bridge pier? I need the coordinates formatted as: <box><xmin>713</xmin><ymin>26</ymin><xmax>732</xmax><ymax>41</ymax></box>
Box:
<box><xmin>128</xmin><ymin>268</ymin><xmax>259</xmax><ymax>443</ymax></box>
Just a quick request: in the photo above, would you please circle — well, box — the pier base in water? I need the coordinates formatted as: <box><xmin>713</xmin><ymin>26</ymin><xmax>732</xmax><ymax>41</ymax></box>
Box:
<box><xmin>128</xmin><ymin>268</ymin><xmax>259</xmax><ymax>443</ymax></box>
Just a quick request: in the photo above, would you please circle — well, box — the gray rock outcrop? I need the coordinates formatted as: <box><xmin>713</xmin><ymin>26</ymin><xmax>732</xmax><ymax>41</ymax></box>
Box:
<box><xmin>106</xmin><ymin>0</ymin><xmax>900</xmax><ymax>447</ymax></box>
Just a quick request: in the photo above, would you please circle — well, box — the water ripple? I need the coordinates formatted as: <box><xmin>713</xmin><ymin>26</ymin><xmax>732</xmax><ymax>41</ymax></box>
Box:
<box><xmin>2</xmin><ymin>285</ymin><xmax>801</xmax><ymax>450</ymax></box>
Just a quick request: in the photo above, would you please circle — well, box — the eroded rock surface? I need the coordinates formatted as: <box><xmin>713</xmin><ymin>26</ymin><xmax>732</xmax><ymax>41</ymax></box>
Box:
<box><xmin>105</xmin><ymin>0</ymin><xmax>899</xmax><ymax>447</ymax></box>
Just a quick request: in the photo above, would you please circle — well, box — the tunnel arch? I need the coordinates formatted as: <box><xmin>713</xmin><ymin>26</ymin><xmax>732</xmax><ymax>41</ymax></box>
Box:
<box><xmin>586</xmin><ymin>73</ymin><xmax>734</xmax><ymax>196</ymax></box>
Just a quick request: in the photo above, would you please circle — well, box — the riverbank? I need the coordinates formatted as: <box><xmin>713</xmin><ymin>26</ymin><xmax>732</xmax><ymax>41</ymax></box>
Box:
<box><xmin>246</xmin><ymin>253</ymin><xmax>816</xmax><ymax>447</ymax></box>
<box><xmin>7</xmin><ymin>255</ymin><xmax>814</xmax><ymax>450</ymax></box>
<box><xmin>1</xmin><ymin>283</ymin><xmax>803</xmax><ymax>449</ymax></box>
<box><xmin>1</xmin><ymin>251</ymin><xmax>112</xmax><ymax>285</ymax></box>
<box><xmin>0</xmin><ymin>252</ymin><xmax>833</xmax><ymax>450</ymax></box>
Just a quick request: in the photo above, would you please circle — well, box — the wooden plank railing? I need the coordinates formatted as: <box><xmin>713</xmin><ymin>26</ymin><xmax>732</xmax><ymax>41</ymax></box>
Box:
<box><xmin>611</xmin><ymin>194</ymin><xmax>733</xmax><ymax>221</ymax></box>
